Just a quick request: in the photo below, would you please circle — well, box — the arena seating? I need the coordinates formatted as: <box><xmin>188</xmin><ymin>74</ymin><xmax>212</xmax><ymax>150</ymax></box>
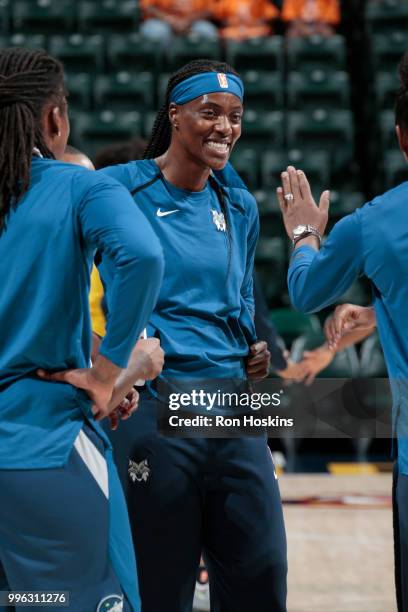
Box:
<box><xmin>1</xmin><ymin>0</ymin><xmax>406</xmax><ymax>320</ymax></box>
<box><xmin>49</xmin><ymin>34</ymin><xmax>105</xmax><ymax>74</ymax></box>
<box><xmin>225</xmin><ymin>36</ymin><xmax>284</xmax><ymax>73</ymax></box>
<box><xmin>94</xmin><ymin>71</ymin><xmax>154</xmax><ymax>111</ymax></box>
<box><xmin>270</xmin><ymin>309</ymin><xmax>321</xmax><ymax>348</ymax></box>
<box><xmin>71</xmin><ymin>109</ymin><xmax>142</xmax><ymax>157</ymax></box>
<box><xmin>77</xmin><ymin>1</ymin><xmax>140</xmax><ymax>34</ymax></box>
<box><xmin>108</xmin><ymin>33</ymin><xmax>163</xmax><ymax>74</ymax></box>
<box><xmin>11</xmin><ymin>0</ymin><xmax>75</xmax><ymax>34</ymax></box>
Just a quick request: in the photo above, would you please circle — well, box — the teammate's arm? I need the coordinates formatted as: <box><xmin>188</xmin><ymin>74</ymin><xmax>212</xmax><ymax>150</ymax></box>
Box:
<box><xmin>78</xmin><ymin>178</ymin><xmax>164</xmax><ymax>368</ymax></box>
<box><xmin>277</xmin><ymin>167</ymin><xmax>364</xmax><ymax>313</ymax></box>
<box><xmin>325</xmin><ymin>304</ymin><xmax>376</xmax><ymax>349</ymax></box>
<box><xmin>40</xmin><ymin>177</ymin><xmax>164</xmax><ymax>419</ymax></box>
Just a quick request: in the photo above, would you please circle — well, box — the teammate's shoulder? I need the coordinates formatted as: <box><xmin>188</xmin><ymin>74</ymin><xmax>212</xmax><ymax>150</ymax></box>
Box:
<box><xmin>32</xmin><ymin>158</ymin><xmax>109</xmax><ymax>190</ymax></box>
<box><xmin>358</xmin><ymin>181</ymin><xmax>408</xmax><ymax>218</ymax></box>
<box><xmin>375</xmin><ymin>180</ymin><xmax>408</xmax><ymax>204</ymax></box>
<box><xmin>97</xmin><ymin>159</ymin><xmax>159</xmax><ymax>192</ymax></box>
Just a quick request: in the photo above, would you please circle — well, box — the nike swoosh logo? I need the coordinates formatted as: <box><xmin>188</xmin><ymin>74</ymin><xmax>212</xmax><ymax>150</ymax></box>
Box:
<box><xmin>157</xmin><ymin>208</ymin><xmax>179</xmax><ymax>217</ymax></box>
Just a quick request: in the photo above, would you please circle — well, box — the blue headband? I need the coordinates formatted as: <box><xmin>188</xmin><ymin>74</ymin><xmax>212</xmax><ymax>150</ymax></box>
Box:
<box><xmin>169</xmin><ymin>72</ymin><xmax>244</xmax><ymax>105</ymax></box>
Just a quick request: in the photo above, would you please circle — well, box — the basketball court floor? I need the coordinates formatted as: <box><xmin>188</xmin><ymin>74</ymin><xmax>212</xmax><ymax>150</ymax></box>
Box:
<box><xmin>280</xmin><ymin>473</ymin><xmax>395</xmax><ymax>612</ymax></box>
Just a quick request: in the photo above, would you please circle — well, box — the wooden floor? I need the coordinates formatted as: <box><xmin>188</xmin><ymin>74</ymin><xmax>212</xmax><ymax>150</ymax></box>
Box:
<box><xmin>279</xmin><ymin>474</ymin><xmax>396</xmax><ymax>612</ymax></box>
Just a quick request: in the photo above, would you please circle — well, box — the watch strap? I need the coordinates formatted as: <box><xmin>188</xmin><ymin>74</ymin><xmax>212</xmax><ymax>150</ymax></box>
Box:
<box><xmin>293</xmin><ymin>226</ymin><xmax>322</xmax><ymax>247</ymax></box>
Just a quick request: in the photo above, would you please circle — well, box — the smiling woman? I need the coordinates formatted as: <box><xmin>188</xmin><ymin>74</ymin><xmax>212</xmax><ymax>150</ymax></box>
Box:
<box><xmin>97</xmin><ymin>59</ymin><xmax>287</xmax><ymax>612</ymax></box>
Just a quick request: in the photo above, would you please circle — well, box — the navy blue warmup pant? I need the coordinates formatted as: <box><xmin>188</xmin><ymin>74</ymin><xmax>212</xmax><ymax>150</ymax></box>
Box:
<box><xmin>394</xmin><ymin>463</ymin><xmax>408</xmax><ymax>611</ymax></box>
<box><xmin>0</xmin><ymin>424</ymin><xmax>139</xmax><ymax>612</ymax></box>
<box><xmin>108</xmin><ymin>391</ymin><xmax>288</xmax><ymax>612</ymax></box>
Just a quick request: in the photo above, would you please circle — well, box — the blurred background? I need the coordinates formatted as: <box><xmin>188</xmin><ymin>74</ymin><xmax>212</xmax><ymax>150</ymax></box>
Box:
<box><xmin>1</xmin><ymin>1</ymin><xmax>406</xmax><ymax>609</ymax></box>
<box><xmin>0</xmin><ymin>0</ymin><xmax>404</xmax><ymax>469</ymax></box>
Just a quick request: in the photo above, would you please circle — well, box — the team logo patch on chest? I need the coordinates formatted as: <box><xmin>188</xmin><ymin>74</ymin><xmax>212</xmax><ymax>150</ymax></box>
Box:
<box><xmin>97</xmin><ymin>594</ymin><xmax>123</xmax><ymax>611</ymax></box>
<box><xmin>211</xmin><ymin>209</ymin><xmax>226</xmax><ymax>232</ymax></box>
<box><xmin>128</xmin><ymin>458</ymin><xmax>150</xmax><ymax>483</ymax></box>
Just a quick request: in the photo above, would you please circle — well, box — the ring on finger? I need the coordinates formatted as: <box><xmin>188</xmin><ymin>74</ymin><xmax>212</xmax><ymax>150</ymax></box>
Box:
<box><xmin>284</xmin><ymin>193</ymin><xmax>294</xmax><ymax>201</ymax></box>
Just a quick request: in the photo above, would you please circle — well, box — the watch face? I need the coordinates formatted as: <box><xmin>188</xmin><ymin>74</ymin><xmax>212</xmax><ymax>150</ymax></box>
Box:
<box><xmin>293</xmin><ymin>225</ymin><xmax>307</xmax><ymax>237</ymax></box>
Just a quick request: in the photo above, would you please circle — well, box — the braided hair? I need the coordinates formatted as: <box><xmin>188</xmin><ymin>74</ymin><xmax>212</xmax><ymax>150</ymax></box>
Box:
<box><xmin>144</xmin><ymin>59</ymin><xmax>241</xmax><ymax>252</ymax></box>
<box><xmin>0</xmin><ymin>47</ymin><xmax>66</xmax><ymax>233</ymax></box>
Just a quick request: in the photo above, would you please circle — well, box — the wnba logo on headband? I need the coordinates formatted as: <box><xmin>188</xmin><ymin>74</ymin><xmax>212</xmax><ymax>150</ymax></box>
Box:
<box><xmin>170</xmin><ymin>72</ymin><xmax>244</xmax><ymax>105</ymax></box>
<box><xmin>217</xmin><ymin>73</ymin><xmax>229</xmax><ymax>89</ymax></box>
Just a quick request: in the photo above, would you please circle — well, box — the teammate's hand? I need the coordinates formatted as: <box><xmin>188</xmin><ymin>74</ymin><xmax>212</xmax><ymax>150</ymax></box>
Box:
<box><xmin>276</xmin><ymin>354</ymin><xmax>309</xmax><ymax>382</ymax></box>
<box><xmin>36</xmin><ymin>366</ymin><xmax>114</xmax><ymax>420</ymax></box>
<box><xmin>276</xmin><ymin>166</ymin><xmax>330</xmax><ymax>239</ymax></box>
<box><xmin>325</xmin><ymin>304</ymin><xmax>377</xmax><ymax>350</ymax></box>
<box><xmin>108</xmin><ymin>388</ymin><xmax>139</xmax><ymax>431</ymax></box>
<box><xmin>246</xmin><ymin>341</ymin><xmax>271</xmax><ymax>380</ymax></box>
<box><xmin>37</xmin><ymin>354</ymin><xmax>121</xmax><ymax>420</ymax></box>
<box><xmin>133</xmin><ymin>337</ymin><xmax>165</xmax><ymax>381</ymax></box>
<box><xmin>298</xmin><ymin>344</ymin><xmax>336</xmax><ymax>386</ymax></box>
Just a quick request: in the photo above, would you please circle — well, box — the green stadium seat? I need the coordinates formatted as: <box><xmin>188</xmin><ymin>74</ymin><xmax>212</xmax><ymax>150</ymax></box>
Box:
<box><xmin>157</xmin><ymin>72</ymin><xmax>171</xmax><ymax>105</ymax></box>
<box><xmin>270</xmin><ymin>308</ymin><xmax>321</xmax><ymax>347</ymax></box>
<box><xmin>78</xmin><ymin>0</ymin><xmax>139</xmax><ymax>34</ymax></box>
<box><xmin>229</xmin><ymin>147</ymin><xmax>259</xmax><ymax>191</ymax></box>
<box><xmin>142</xmin><ymin>110</ymin><xmax>157</xmax><ymax>139</ymax></box>
<box><xmin>225</xmin><ymin>36</ymin><xmax>283</xmax><ymax>73</ymax></box>
<box><xmin>1</xmin><ymin>33</ymin><xmax>47</xmax><ymax>50</ymax></box>
<box><xmin>375</xmin><ymin>71</ymin><xmax>399</xmax><ymax>111</ymax></box>
<box><xmin>287</xmin><ymin>109</ymin><xmax>353</xmax><ymax>173</ymax></box>
<box><xmin>329</xmin><ymin>190</ymin><xmax>364</xmax><ymax>216</ymax></box>
<box><xmin>366</xmin><ymin>1</ymin><xmax>408</xmax><ymax>36</ymax></box>
<box><xmin>65</xmin><ymin>73</ymin><xmax>93</xmax><ymax>111</ymax></box>
<box><xmin>379</xmin><ymin>110</ymin><xmax>398</xmax><ymax>150</ymax></box>
<box><xmin>0</xmin><ymin>0</ymin><xmax>10</xmax><ymax>34</ymax></box>
<box><xmin>108</xmin><ymin>33</ymin><xmax>163</xmax><ymax>75</ymax></box>
<box><xmin>167</xmin><ymin>34</ymin><xmax>221</xmax><ymax>71</ymax></box>
<box><xmin>338</xmin><ymin>280</ymin><xmax>369</xmax><ymax>306</ymax></box>
<box><xmin>11</xmin><ymin>0</ymin><xmax>75</xmax><ymax>34</ymax></box>
<box><xmin>253</xmin><ymin>189</ymin><xmax>282</xmax><ymax>236</ymax></box>
<box><xmin>70</xmin><ymin>109</ymin><xmax>142</xmax><ymax>158</ymax></box>
<box><xmin>240</xmin><ymin>110</ymin><xmax>285</xmax><ymax>153</ymax></box>
<box><xmin>287</xmin><ymin>70</ymin><xmax>350</xmax><ymax>111</ymax></box>
<box><xmin>383</xmin><ymin>150</ymin><xmax>408</xmax><ymax>189</ymax></box>
<box><xmin>255</xmin><ymin>238</ymin><xmax>288</xmax><ymax>303</ymax></box>
<box><xmin>253</xmin><ymin>189</ymin><xmax>280</xmax><ymax>217</ymax></box>
<box><xmin>240</xmin><ymin>70</ymin><xmax>283</xmax><ymax>111</ymax></box>
<box><xmin>49</xmin><ymin>34</ymin><xmax>105</xmax><ymax>75</ymax></box>
<box><xmin>371</xmin><ymin>32</ymin><xmax>408</xmax><ymax>73</ymax></box>
<box><xmin>260</xmin><ymin>149</ymin><xmax>330</xmax><ymax>195</ymax></box>
<box><xmin>287</xmin><ymin>35</ymin><xmax>346</xmax><ymax>72</ymax></box>
<box><xmin>94</xmin><ymin>72</ymin><xmax>154</xmax><ymax>112</ymax></box>
<box><xmin>256</xmin><ymin>237</ymin><xmax>286</xmax><ymax>264</ymax></box>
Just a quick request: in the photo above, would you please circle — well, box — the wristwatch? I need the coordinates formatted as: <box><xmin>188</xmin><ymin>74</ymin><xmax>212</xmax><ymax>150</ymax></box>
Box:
<box><xmin>292</xmin><ymin>224</ymin><xmax>322</xmax><ymax>247</ymax></box>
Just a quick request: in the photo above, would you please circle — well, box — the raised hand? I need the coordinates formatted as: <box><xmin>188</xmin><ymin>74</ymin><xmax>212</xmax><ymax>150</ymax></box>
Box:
<box><xmin>276</xmin><ymin>165</ymin><xmax>330</xmax><ymax>240</ymax></box>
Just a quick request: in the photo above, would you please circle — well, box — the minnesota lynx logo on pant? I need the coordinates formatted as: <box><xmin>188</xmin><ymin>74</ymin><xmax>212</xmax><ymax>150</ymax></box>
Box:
<box><xmin>128</xmin><ymin>459</ymin><xmax>150</xmax><ymax>483</ymax></box>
